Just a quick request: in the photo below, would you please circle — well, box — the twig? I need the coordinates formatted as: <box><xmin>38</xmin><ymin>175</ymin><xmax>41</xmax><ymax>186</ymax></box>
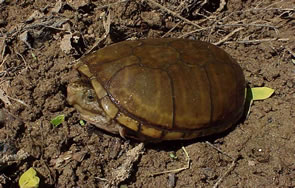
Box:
<box><xmin>16</xmin><ymin>51</ymin><xmax>31</xmax><ymax>70</ymax></box>
<box><xmin>0</xmin><ymin>38</ymin><xmax>6</xmax><ymax>62</ymax></box>
<box><xmin>206</xmin><ymin>141</ymin><xmax>238</xmax><ymax>188</ymax></box>
<box><xmin>0</xmin><ymin>54</ymin><xmax>8</xmax><ymax>69</ymax></box>
<box><xmin>205</xmin><ymin>141</ymin><xmax>234</xmax><ymax>160</ymax></box>
<box><xmin>225</xmin><ymin>38</ymin><xmax>289</xmax><ymax>44</ymax></box>
<box><xmin>213</xmin><ymin>160</ymin><xmax>236</xmax><ymax>188</ymax></box>
<box><xmin>213</xmin><ymin>27</ymin><xmax>244</xmax><ymax>45</ymax></box>
<box><xmin>220</xmin><ymin>22</ymin><xmax>279</xmax><ymax>35</ymax></box>
<box><xmin>162</xmin><ymin>22</ymin><xmax>181</xmax><ymax>38</ymax></box>
<box><xmin>285</xmin><ymin>47</ymin><xmax>295</xmax><ymax>57</ymax></box>
<box><xmin>96</xmin><ymin>0</ymin><xmax>129</xmax><ymax>10</ymax></box>
<box><xmin>218</xmin><ymin>0</ymin><xmax>294</xmax><ymax>24</ymax></box>
<box><xmin>178</xmin><ymin>27</ymin><xmax>210</xmax><ymax>38</ymax></box>
<box><xmin>215</xmin><ymin>0</ymin><xmax>226</xmax><ymax>13</ymax></box>
<box><xmin>149</xmin><ymin>146</ymin><xmax>190</xmax><ymax>177</ymax></box>
<box><xmin>146</xmin><ymin>0</ymin><xmax>203</xmax><ymax>29</ymax></box>
<box><xmin>85</xmin><ymin>10</ymin><xmax>111</xmax><ymax>54</ymax></box>
<box><xmin>220</xmin><ymin>23</ymin><xmax>277</xmax><ymax>30</ymax></box>
<box><xmin>7</xmin><ymin>96</ymin><xmax>29</xmax><ymax>107</ymax></box>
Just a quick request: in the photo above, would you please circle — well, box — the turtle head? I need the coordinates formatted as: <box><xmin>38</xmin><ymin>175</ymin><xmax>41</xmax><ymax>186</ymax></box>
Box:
<box><xmin>67</xmin><ymin>81</ymin><xmax>121</xmax><ymax>135</ymax></box>
<box><xmin>67</xmin><ymin>81</ymin><xmax>102</xmax><ymax>115</ymax></box>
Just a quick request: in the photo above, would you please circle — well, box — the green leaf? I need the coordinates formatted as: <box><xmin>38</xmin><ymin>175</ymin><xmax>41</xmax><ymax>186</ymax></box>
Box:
<box><xmin>79</xmin><ymin>120</ymin><xmax>85</xmax><ymax>126</ymax></box>
<box><xmin>169</xmin><ymin>153</ymin><xmax>178</xmax><ymax>159</ymax></box>
<box><xmin>19</xmin><ymin>167</ymin><xmax>40</xmax><ymax>188</ymax></box>
<box><xmin>249</xmin><ymin>87</ymin><xmax>275</xmax><ymax>101</ymax></box>
<box><xmin>31</xmin><ymin>53</ymin><xmax>37</xmax><ymax>61</ymax></box>
<box><xmin>50</xmin><ymin>115</ymin><xmax>65</xmax><ymax>127</ymax></box>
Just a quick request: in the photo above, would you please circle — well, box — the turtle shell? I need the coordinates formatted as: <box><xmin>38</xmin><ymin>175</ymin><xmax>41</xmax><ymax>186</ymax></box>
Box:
<box><xmin>73</xmin><ymin>38</ymin><xmax>245</xmax><ymax>140</ymax></box>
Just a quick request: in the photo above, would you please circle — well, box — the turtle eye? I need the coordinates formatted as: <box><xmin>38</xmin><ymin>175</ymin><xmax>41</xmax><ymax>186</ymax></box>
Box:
<box><xmin>86</xmin><ymin>90</ymin><xmax>95</xmax><ymax>101</ymax></box>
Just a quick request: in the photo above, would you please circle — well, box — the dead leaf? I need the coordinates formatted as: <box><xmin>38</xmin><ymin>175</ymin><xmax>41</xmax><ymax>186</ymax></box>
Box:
<box><xmin>66</xmin><ymin>0</ymin><xmax>89</xmax><ymax>9</ymax></box>
<box><xmin>110</xmin><ymin>143</ymin><xmax>144</xmax><ymax>186</ymax></box>
<box><xmin>19</xmin><ymin>31</ymin><xmax>32</xmax><ymax>48</ymax></box>
<box><xmin>0</xmin><ymin>88</ymin><xmax>11</xmax><ymax>106</ymax></box>
<box><xmin>60</xmin><ymin>34</ymin><xmax>73</xmax><ymax>54</ymax></box>
<box><xmin>51</xmin><ymin>0</ymin><xmax>64</xmax><ymax>13</ymax></box>
<box><xmin>26</xmin><ymin>10</ymin><xmax>44</xmax><ymax>23</ymax></box>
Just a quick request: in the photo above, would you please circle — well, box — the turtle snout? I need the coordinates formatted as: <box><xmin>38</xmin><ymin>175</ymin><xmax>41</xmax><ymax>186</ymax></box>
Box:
<box><xmin>66</xmin><ymin>83</ymin><xmax>78</xmax><ymax>105</ymax></box>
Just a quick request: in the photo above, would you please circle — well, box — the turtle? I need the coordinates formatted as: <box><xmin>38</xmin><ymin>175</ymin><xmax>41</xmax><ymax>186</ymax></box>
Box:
<box><xmin>67</xmin><ymin>38</ymin><xmax>246</xmax><ymax>141</ymax></box>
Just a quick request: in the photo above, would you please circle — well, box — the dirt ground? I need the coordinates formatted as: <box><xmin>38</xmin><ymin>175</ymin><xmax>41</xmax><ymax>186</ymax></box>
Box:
<box><xmin>0</xmin><ymin>0</ymin><xmax>294</xmax><ymax>187</ymax></box>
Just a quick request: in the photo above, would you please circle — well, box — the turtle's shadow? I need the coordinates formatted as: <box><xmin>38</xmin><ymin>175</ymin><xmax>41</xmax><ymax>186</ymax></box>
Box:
<box><xmin>143</xmin><ymin>116</ymin><xmax>246</xmax><ymax>152</ymax></box>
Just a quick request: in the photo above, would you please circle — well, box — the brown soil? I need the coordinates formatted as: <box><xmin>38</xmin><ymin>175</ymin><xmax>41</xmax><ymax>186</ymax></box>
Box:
<box><xmin>0</xmin><ymin>0</ymin><xmax>294</xmax><ymax>187</ymax></box>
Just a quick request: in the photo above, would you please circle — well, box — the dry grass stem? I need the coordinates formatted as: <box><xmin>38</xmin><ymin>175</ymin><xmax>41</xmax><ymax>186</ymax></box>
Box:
<box><xmin>285</xmin><ymin>47</ymin><xmax>295</xmax><ymax>57</ymax></box>
<box><xmin>205</xmin><ymin>141</ymin><xmax>234</xmax><ymax>160</ymax></box>
<box><xmin>146</xmin><ymin>0</ymin><xmax>203</xmax><ymax>29</ymax></box>
<box><xmin>85</xmin><ymin>10</ymin><xmax>111</xmax><ymax>54</ymax></box>
<box><xmin>149</xmin><ymin>146</ymin><xmax>190</xmax><ymax>177</ymax></box>
<box><xmin>16</xmin><ymin>51</ymin><xmax>31</xmax><ymax>70</ymax></box>
<box><xmin>206</xmin><ymin>141</ymin><xmax>238</xmax><ymax>187</ymax></box>
<box><xmin>96</xmin><ymin>0</ymin><xmax>129</xmax><ymax>10</ymax></box>
<box><xmin>216</xmin><ymin>0</ymin><xmax>226</xmax><ymax>13</ymax></box>
<box><xmin>213</xmin><ymin>27</ymin><xmax>244</xmax><ymax>45</ymax></box>
<box><xmin>213</xmin><ymin>160</ymin><xmax>236</xmax><ymax>188</ymax></box>
<box><xmin>162</xmin><ymin>22</ymin><xmax>181</xmax><ymax>38</ymax></box>
<box><xmin>225</xmin><ymin>38</ymin><xmax>289</xmax><ymax>44</ymax></box>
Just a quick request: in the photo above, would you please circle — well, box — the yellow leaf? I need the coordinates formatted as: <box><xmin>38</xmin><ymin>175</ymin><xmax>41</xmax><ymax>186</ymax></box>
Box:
<box><xmin>249</xmin><ymin>87</ymin><xmax>275</xmax><ymax>101</ymax></box>
<box><xmin>19</xmin><ymin>167</ymin><xmax>40</xmax><ymax>188</ymax></box>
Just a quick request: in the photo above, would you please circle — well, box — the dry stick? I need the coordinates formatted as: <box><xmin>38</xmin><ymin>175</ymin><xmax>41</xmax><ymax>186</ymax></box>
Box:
<box><xmin>221</xmin><ymin>23</ymin><xmax>279</xmax><ymax>35</ymax></box>
<box><xmin>162</xmin><ymin>22</ymin><xmax>181</xmax><ymax>38</ymax></box>
<box><xmin>96</xmin><ymin>0</ymin><xmax>129</xmax><ymax>10</ymax></box>
<box><xmin>146</xmin><ymin>0</ymin><xmax>203</xmax><ymax>29</ymax></box>
<box><xmin>0</xmin><ymin>54</ymin><xmax>8</xmax><ymax>69</ymax></box>
<box><xmin>0</xmin><ymin>39</ymin><xmax>5</xmax><ymax>62</ymax></box>
<box><xmin>285</xmin><ymin>47</ymin><xmax>295</xmax><ymax>57</ymax></box>
<box><xmin>215</xmin><ymin>0</ymin><xmax>226</xmax><ymax>13</ymax></box>
<box><xmin>16</xmin><ymin>51</ymin><xmax>31</xmax><ymax>70</ymax></box>
<box><xmin>213</xmin><ymin>160</ymin><xmax>236</xmax><ymax>188</ymax></box>
<box><xmin>178</xmin><ymin>27</ymin><xmax>210</xmax><ymax>38</ymax></box>
<box><xmin>213</xmin><ymin>27</ymin><xmax>244</xmax><ymax>46</ymax></box>
<box><xmin>221</xmin><ymin>23</ymin><xmax>277</xmax><ymax>29</ymax></box>
<box><xmin>149</xmin><ymin>146</ymin><xmax>190</xmax><ymax>177</ymax></box>
<box><xmin>7</xmin><ymin>96</ymin><xmax>29</xmax><ymax>107</ymax></box>
<box><xmin>205</xmin><ymin>141</ymin><xmax>234</xmax><ymax>160</ymax></box>
<box><xmin>86</xmin><ymin>10</ymin><xmax>111</xmax><ymax>54</ymax></box>
<box><xmin>206</xmin><ymin>141</ymin><xmax>237</xmax><ymax>188</ymax></box>
<box><xmin>225</xmin><ymin>38</ymin><xmax>290</xmax><ymax>44</ymax></box>
<box><xmin>39</xmin><ymin>121</ymin><xmax>55</xmax><ymax>184</ymax></box>
<box><xmin>217</xmin><ymin>0</ymin><xmax>293</xmax><ymax>26</ymax></box>
<box><xmin>179</xmin><ymin>17</ymin><xmax>240</xmax><ymax>38</ymax></box>
<box><xmin>180</xmin><ymin>19</ymin><xmax>279</xmax><ymax>39</ymax></box>
<box><xmin>264</xmin><ymin>0</ymin><xmax>288</xmax><ymax>9</ymax></box>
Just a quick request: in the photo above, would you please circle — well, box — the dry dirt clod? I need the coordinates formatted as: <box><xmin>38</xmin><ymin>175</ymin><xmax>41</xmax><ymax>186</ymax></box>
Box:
<box><xmin>26</xmin><ymin>10</ymin><xmax>44</xmax><ymax>23</ymax></box>
<box><xmin>51</xmin><ymin>0</ymin><xmax>64</xmax><ymax>13</ymax></box>
<box><xmin>108</xmin><ymin>143</ymin><xmax>144</xmax><ymax>187</ymax></box>
<box><xmin>66</xmin><ymin>0</ymin><xmax>89</xmax><ymax>10</ymax></box>
<box><xmin>60</xmin><ymin>34</ymin><xmax>74</xmax><ymax>54</ymax></box>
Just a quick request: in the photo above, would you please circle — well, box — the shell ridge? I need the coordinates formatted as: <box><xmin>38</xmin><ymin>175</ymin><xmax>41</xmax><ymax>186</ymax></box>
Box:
<box><xmin>203</xmin><ymin>66</ymin><xmax>213</xmax><ymax>125</ymax></box>
<box><xmin>104</xmin><ymin>63</ymin><xmax>139</xmax><ymax>89</ymax></box>
<box><xmin>165</xmin><ymin>70</ymin><xmax>176</xmax><ymax>129</ymax></box>
<box><xmin>106</xmin><ymin>65</ymin><xmax>174</xmax><ymax>130</ymax></box>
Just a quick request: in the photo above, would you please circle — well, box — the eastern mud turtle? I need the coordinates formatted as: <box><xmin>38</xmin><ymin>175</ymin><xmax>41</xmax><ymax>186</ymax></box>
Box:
<box><xmin>67</xmin><ymin>38</ymin><xmax>245</xmax><ymax>141</ymax></box>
